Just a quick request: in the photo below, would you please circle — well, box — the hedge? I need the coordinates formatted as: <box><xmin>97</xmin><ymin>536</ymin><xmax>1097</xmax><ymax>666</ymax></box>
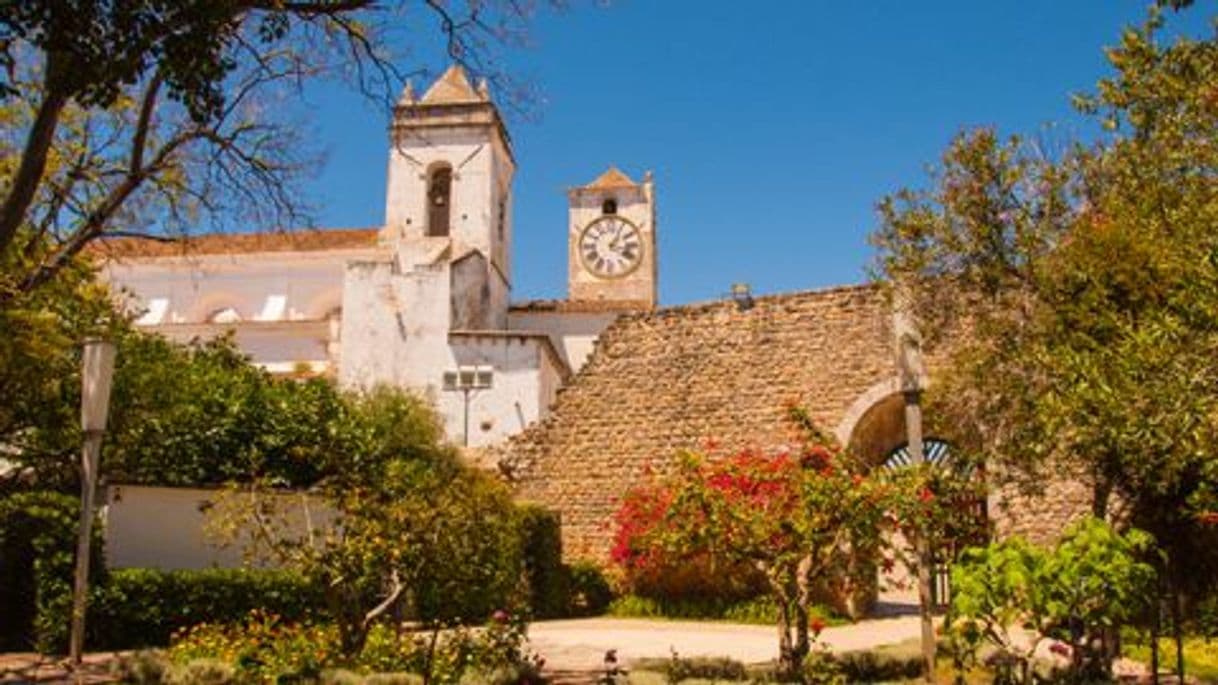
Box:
<box><xmin>88</xmin><ymin>567</ymin><xmax>326</xmax><ymax>650</ymax></box>
<box><xmin>517</xmin><ymin>504</ymin><xmax>567</xmax><ymax>619</ymax></box>
<box><xmin>0</xmin><ymin>491</ymin><xmax>105</xmax><ymax>653</ymax></box>
<box><xmin>3</xmin><ymin>494</ymin><xmax>600</xmax><ymax>654</ymax></box>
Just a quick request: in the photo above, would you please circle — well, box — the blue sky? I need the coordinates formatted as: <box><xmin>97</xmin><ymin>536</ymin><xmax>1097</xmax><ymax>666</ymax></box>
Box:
<box><xmin>296</xmin><ymin>2</ymin><xmax>1210</xmax><ymax>306</ymax></box>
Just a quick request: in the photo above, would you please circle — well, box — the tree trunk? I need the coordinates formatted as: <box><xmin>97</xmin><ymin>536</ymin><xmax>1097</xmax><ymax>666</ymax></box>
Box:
<box><xmin>1170</xmin><ymin>584</ymin><xmax>1185</xmax><ymax>684</ymax></box>
<box><xmin>769</xmin><ymin>571</ymin><xmax>801</xmax><ymax>679</ymax></box>
<box><xmin>0</xmin><ymin>76</ymin><xmax>69</xmax><ymax>255</ymax></box>
<box><xmin>1151</xmin><ymin>584</ymin><xmax>1161</xmax><ymax>685</ymax></box>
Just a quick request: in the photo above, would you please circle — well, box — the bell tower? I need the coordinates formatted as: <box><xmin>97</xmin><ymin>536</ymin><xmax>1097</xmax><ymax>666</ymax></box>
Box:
<box><xmin>566</xmin><ymin>167</ymin><xmax>657</xmax><ymax>308</ymax></box>
<box><xmin>383</xmin><ymin>65</ymin><xmax>516</xmax><ymax>303</ymax></box>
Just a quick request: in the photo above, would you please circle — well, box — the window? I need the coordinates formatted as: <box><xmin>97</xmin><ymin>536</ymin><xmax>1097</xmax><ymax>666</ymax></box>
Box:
<box><xmin>209</xmin><ymin>307</ymin><xmax>242</xmax><ymax>324</ymax></box>
<box><xmin>601</xmin><ymin>198</ymin><xmax>617</xmax><ymax>215</ymax></box>
<box><xmin>135</xmin><ymin>297</ymin><xmax>169</xmax><ymax>326</ymax></box>
<box><xmin>255</xmin><ymin>294</ymin><xmax>287</xmax><ymax>322</ymax></box>
<box><xmin>497</xmin><ymin>198</ymin><xmax>506</xmax><ymax>242</ymax></box>
<box><xmin>427</xmin><ymin>165</ymin><xmax>452</xmax><ymax>237</ymax></box>
<box><xmin>442</xmin><ymin>366</ymin><xmax>493</xmax><ymax>390</ymax></box>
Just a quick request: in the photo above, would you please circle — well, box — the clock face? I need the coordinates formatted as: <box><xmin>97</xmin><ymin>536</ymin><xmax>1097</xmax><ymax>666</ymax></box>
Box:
<box><xmin>578</xmin><ymin>216</ymin><xmax>644</xmax><ymax>279</ymax></box>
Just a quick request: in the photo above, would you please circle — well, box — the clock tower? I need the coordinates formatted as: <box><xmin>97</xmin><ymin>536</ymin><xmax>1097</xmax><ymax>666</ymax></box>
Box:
<box><xmin>567</xmin><ymin>167</ymin><xmax>657</xmax><ymax>308</ymax></box>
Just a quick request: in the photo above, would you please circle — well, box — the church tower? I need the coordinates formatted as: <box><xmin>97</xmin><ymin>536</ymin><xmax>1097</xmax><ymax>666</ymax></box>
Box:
<box><xmin>566</xmin><ymin>167</ymin><xmax>657</xmax><ymax>308</ymax></box>
<box><xmin>383</xmin><ymin>64</ymin><xmax>516</xmax><ymax>328</ymax></box>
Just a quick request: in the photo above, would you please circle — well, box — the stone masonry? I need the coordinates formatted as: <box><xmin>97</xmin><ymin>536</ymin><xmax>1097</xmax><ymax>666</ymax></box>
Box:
<box><xmin>502</xmin><ymin>285</ymin><xmax>899</xmax><ymax>561</ymax></box>
<box><xmin>499</xmin><ymin>283</ymin><xmax>1093</xmax><ymax>562</ymax></box>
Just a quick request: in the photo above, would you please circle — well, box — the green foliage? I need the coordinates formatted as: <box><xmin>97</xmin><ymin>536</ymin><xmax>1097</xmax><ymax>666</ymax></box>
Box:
<box><xmin>948</xmin><ymin>518</ymin><xmax>1154</xmax><ymax>683</ymax></box>
<box><xmin>168</xmin><ymin>611</ymin><xmax>341</xmax><ymax>684</ymax></box>
<box><xmin>567</xmin><ymin>561</ymin><xmax>614</xmax><ymax>617</ymax></box>
<box><xmin>0</xmin><ymin>491</ymin><xmax>105</xmax><ymax>653</ymax></box>
<box><xmin>834</xmin><ymin>646</ymin><xmax>924</xmax><ymax>683</ymax></box>
<box><xmin>869</xmin><ymin>4</ymin><xmax>1218</xmax><ymax>660</ymax></box>
<box><xmin>87</xmin><ymin>568</ymin><xmax>325</xmax><ymax>650</ymax></box>
<box><xmin>517</xmin><ymin>505</ymin><xmax>570</xmax><ymax>619</ymax></box>
<box><xmin>1124</xmin><ymin>635</ymin><xmax>1218</xmax><ymax>683</ymax></box>
<box><xmin>166</xmin><ymin>611</ymin><xmax>544</xmax><ymax>685</ymax></box>
<box><xmin>209</xmin><ymin>430</ymin><xmax>527</xmax><ymax>655</ymax></box>
<box><xmin>14</xmin><ymin>331</ymin><xmax>446</xmax><ymax>492</ymax></box>
<box><xmin>0</xmin><ymin>246</ymin><xmax>122</xmax><ymax>485</ymax></box>
<box><xmin>648</xmin><ymin>652</ymin><xmax>748</xmax><ymax>683</ymax></box>
<box><xmin>607</xmin><ymin>594</ymin><xmax>842</xmax><ymax>628</ymax></box>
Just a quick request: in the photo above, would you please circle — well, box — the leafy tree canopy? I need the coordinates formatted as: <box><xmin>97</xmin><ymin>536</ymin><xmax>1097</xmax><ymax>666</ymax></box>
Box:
<box><xmin>869</xmin><ymin>2</ymin><xmax>1218</xmax><ymax>650</ymax></box>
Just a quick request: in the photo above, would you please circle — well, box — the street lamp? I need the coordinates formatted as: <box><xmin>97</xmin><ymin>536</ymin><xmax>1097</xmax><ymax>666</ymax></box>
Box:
<box><xmin>70</xmin><ymin>338</ymin><xmax>116</xmax><ymax>666</ymax></box>
<box><xmin>893</xmin><ymin>307</ymin><xmax>935</xmax><ymax>682</ymax></box>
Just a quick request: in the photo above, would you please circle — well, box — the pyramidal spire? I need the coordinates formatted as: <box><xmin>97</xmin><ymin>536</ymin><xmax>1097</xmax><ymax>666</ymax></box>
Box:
<box><xmin>419</xmin><ymin>64</ymin><xmax>481</xmax><ymax>105</ymax></box>
<box><xmin>583</xmin><ymin>166</ymin><xmax>638</xmax><ymax>190</ymax></box>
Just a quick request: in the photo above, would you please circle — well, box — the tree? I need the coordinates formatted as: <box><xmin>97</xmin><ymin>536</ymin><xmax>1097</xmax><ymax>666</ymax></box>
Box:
<box><xmin>612</xmin><ymin>417</ymin><xmax>886</xmax><ymax>677</ymax></box>
<box><xmin>1</xmin><ymin>0</ymin><xmax>558</xmax><ymax>299</ymax></box>
<box><xmin>949</xmin><ymin>519</ymin><xmax>1154</xmax><ymax>684</ymax></box>
<box><xmin>870</xmin><ymin>5</ymin><xmax>1218</xmax><ymax>677</ymax></box>
<box><xmin>208</xmin><ymin>389</ymin><xmax>524</xmax><ymax>657</ymax></box>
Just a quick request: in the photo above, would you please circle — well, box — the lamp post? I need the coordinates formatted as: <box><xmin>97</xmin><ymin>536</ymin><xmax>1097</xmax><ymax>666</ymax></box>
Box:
<box><xmin>70</xmin><ymin>338</ymin><xmax>116</xmax><ymax>666</ymax></box>
<box><xmin>894</xmin><ymin>307</ymin><xmax>935</xmax><ymax>682</ymax></box>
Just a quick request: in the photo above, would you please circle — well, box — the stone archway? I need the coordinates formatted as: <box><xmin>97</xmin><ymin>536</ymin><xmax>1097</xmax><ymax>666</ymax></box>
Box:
<box><xmin>837</xmin><ymin>380</ymin><xmax>989</xmax><ymax>609</ymax></box>
<box><xmin>835</xmin><ymin>377</ymin><xmax>907</xmax><ymax>466</ymax></box>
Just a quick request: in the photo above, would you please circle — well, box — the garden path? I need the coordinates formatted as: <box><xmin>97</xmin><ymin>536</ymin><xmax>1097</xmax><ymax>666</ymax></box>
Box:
<box><xmin>528</xmin><ymin>608</ymin><xmax>931</xmax><ymax>675</ymax></box>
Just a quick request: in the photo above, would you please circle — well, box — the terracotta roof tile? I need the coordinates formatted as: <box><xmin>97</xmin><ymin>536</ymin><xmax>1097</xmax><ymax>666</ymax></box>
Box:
<box><xmin>88</xmin><ymin>228</ymin><xmax>380</xmax><ymax>259</ymax></box>
<box><xmin>509</xmin><ymin>299</ymin><xmax>651</xmax><ymax>314</ymax></box>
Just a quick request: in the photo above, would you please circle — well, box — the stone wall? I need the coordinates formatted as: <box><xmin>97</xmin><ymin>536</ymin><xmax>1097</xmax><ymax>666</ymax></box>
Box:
<box><xmin>988</xmin><ymin>466</ymin><xmax>1096</xmax><ymax>546</ymax></box>
<box><xmin>501</xmin><ymin>285</ymin><xmax>901</xmax><ymax>561</ymax></box>
<box><xmin>499</xmin><ymin>283</ymin><xmax>1097</xmax><ymax>562</ymax></box>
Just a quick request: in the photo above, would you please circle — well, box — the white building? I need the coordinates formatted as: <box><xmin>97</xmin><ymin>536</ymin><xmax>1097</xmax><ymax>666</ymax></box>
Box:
<box><xmin>98</xmin><ymin>65</ymin><xmax>659</xmax><ymax>448</ymax></box>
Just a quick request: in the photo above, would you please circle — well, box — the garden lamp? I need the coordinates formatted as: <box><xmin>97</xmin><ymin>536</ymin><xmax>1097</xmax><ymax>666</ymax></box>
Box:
<box><xmin>70</xmin><ymin>338</ymin><xmax>116</xmax><ymax>666</ymax></box>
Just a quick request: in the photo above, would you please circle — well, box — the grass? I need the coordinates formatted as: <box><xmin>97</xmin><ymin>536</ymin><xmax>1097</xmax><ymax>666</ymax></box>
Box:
<box><xmin>606</xmin><ymin>594</ymin><xmax>847</xmax><ymax>627</ymax></box>
<box><xmin>1124</xmin><ymin>636</ymin><xmax>1218</xmax><ymax>683</ymax></box>
<box><xmin>626</xmin><ymin>639</ymin><xmax>989</xmax><ymax>684</ymax></box>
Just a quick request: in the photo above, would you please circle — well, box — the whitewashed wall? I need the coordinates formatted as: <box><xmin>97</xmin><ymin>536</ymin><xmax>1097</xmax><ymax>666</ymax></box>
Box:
<box><xmin>104</xmin><ymin>484</ymin><xmax>335</xmax><ymax>570</ymax></box>
<box><xmin>506</xmin><ymin>310</ymin><xmax>620</xmax><ymax>373</ymax></box>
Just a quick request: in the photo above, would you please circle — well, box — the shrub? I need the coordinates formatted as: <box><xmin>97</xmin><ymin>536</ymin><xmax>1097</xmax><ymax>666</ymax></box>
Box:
<box><xmin>167</xmin><ymin>610</ymin><xmax>543</xmax><ymax>685</ymax></box>
<box><xmin>168</xmin><ymin>611</ymin><xmax>340</xmax><ymax>683</ymax></box>
<box><xmin>607</xmin><ymin>594</ymin><xmax>842</xmax><ymax>627</ymax></box>
<box><xmin>517</xmin><ymin>505</ymin><xmax>568</xmax><ymax>618</ymax></box>
<box><xmin>660</xmin><ymin>653</ymin><xmax>748</xmax><ymax>682</ymax></box>
<box><xmin>0</xmin><ymin>491</ymin><xmax>105</xmax><ymax>653</ymax></box>
<box><xmin>88</xmin><ymin>567</ymin><xmax>326</xmax><ymax>650</ymax></box>
<box><xmin>567</xmin><ymin>561</ymin><xmax>613</xmax><ymax>616</ymax></box>
<box><xmin>835</xmin><ymin>646</ymin><xmax>923</xmax><ymax>682</ymax></box>
<box><xmin>949</xmin><ymin>517</ymin><xmax>1154</xmax><ymax>683</ymax></box>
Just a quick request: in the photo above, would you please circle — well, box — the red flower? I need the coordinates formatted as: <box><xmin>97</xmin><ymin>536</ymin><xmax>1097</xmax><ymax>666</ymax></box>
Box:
<box><xmin>809</xmin><ymin>617</ymin><xmax>827</xmax><ymax>636</ymax></box>
<box><xmin>918</xmin><ymin>487</ymin><xmax>935</xmax><ymax>503</ymax></box>
<box><xmin>492</xmin><ymin>610</ymin><xmax>509</xmax><ymax>623</ymax></box>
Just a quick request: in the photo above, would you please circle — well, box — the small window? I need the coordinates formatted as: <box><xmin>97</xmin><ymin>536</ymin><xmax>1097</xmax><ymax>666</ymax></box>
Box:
<box><xmin>427</xmin><ymin>166</ymin><xmax>452</xmax><ymax>237</ymax></box>
<box><xmin>497</xmin><ymin>198</ymin><xmax>506</xmax><ymax>242</ymax></box>
<box><xmin>209</xmin><ymin>307</ymin><xmax>242</xmax><ymax>324</ymax></box>
<box><xmin>443</xmin><ymin>366</ymin><xmax>493</xmax><ymax>390</ymax></box>
<box><xmin>601</xmin><ymin>198</ymin><xmax>617</xmax><ymax>215</ymax></box>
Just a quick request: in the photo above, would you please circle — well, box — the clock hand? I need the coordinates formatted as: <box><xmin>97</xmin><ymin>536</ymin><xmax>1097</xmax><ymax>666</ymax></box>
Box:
<box><xmin>609</xmin><ymin>224</ymin><xmax>625</xmax><ymax>250</ymax></box>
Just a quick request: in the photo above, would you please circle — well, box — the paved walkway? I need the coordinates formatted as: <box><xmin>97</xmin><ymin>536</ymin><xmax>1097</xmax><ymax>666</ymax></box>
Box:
<box><xmin>527</xmin><ymin>613</ymin><xmax>928</xmax><ymax>673</ymax></box>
